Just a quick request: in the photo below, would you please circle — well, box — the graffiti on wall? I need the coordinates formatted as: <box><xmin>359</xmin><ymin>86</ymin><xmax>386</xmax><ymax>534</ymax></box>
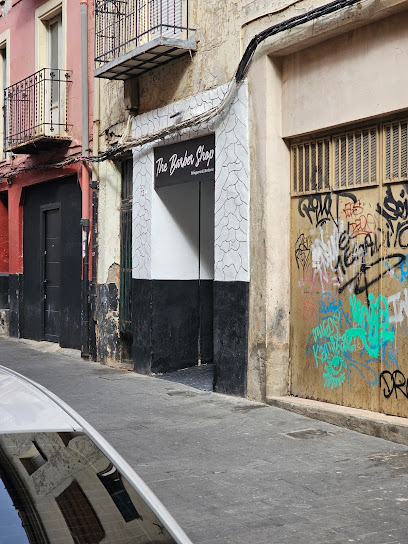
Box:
<box><xmin>295</xmin><ymin>184</ymin><xmax>408</xmax><ymax>398</ymax></box>
<box><xmin>306</xmin><ymin>292</ymin><xmax>396</xmax><ymax>389</ymax></box>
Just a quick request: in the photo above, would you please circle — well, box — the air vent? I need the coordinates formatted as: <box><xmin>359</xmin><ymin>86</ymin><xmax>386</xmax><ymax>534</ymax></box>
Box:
<box><xmin>291</xmin><ymin>139</ymin><xmax>330</xmax><ymax>196</ymax></box>
<box><xmin>333</xmin><ymin>127</ymin><xmax>377</xmax><ymax>190</ymax></box>
<box><xmin>384</xmin><ymin>120</ymin><xmax>408</xmax><ymax>183</ymax></box>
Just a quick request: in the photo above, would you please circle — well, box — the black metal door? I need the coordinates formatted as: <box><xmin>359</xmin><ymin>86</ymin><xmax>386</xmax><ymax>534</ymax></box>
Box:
<box><xmin>42</xmin><ymin>205</ymin><xmax>61</xmax><ymax>343</ymax></box>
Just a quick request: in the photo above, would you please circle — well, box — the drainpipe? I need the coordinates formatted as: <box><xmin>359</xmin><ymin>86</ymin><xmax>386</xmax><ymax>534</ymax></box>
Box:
<box><xmin>81</xmin><ymin>0</ymin><xmax>90</xmax><ymax>358</ymax></box>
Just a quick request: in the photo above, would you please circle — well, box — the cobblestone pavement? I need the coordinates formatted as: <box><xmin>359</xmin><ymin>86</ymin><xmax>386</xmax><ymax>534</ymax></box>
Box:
<box><xmin>1</xmin><ymin>337</ymin><xmax>408</xmax><ymax>544</ymax></box>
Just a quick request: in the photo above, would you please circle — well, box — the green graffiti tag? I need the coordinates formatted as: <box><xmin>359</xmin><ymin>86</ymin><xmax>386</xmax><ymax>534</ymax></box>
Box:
<box><xmin>306</xmin><ymin>294</ymin><xmax>396</xmax><ymax>389</ymax></box>
<box><xmin>347</xmin><ymin>293</ymin><xmax>394</xmax><ymax>357</ymax></box>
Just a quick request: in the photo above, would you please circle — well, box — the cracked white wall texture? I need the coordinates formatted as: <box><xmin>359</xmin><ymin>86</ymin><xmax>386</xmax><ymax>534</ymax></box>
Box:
<box><xmin>132</xmin><ymin>81</ymin><xmax>250</xmax><ymax>282</ymax></box>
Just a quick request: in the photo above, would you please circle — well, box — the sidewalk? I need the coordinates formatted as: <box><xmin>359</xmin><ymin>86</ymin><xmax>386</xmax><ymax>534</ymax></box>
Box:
<box><xmin>1</xmin><ymin>336</ymin><xmax>408</xmax><ymax>544</ymax></box>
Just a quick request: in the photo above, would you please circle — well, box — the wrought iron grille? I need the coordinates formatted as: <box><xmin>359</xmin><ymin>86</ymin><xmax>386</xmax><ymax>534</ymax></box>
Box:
<box><xmin>95</xmin><ymin>0</ymin><xmax>192</xmax><ymax>67</ymax></box>
<box><xmin>3</xmin><ymin>68</ymin><xmax>72</xmax><ymax>151</ymax></box>
<box><xmin>119</xmin><ymin>159</ymin><xmax>133</xmax><ymax>336</ymax></box>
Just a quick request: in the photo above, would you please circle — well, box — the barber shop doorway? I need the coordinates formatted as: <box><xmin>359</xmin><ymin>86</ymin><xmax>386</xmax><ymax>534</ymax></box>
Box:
<box><xmin>150</xmin><ymin>134</ymin><xmax>215</xmax><ymax>373</ymax></box>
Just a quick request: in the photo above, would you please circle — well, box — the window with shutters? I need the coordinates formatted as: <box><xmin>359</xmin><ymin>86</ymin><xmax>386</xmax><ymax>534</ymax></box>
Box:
<box><xmin>383</xmin><ymin>119</ymin><xmax>408</xmax><ymax>183</ymax></box>
<box><xmin>290</xmin><ymin>119</ymin><xmax>408</xmax><ymax>196</ymax></box>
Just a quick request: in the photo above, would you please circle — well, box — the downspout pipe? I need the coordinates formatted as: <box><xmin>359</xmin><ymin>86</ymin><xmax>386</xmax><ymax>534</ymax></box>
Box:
<box><xmin>81</xmin><ymin>0</ymin><xmax>90</xmax><ymax>358</ymax></box>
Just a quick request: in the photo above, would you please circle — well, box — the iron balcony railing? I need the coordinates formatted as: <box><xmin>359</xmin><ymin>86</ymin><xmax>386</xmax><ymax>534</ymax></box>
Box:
<box><xmin>4</xmin><ymin>68</ymin><xmax>72</xmax><ymax>152</ymax></box>
<box><xmin>95</xmin><ymin>0</ymin><xmax>193</xmax><ymax>68</ymax></box>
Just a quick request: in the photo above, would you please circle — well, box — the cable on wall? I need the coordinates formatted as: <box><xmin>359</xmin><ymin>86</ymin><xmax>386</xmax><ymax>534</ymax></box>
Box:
<box><xmin>1</xmin><ymin>0</ymin><xmax>363</xmax><ymax>180</ymax></box>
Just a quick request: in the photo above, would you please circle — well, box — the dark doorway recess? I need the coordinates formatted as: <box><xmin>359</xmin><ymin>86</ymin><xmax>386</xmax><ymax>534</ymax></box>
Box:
<box><xmin>22</xmin><ymin>176</ymin><xmax>81</xmax><ymax>349</ymax></box>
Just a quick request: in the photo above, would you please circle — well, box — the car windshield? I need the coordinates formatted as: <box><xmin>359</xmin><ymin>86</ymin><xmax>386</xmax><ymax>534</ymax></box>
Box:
<box><xmin>0</xmin><ymin>431</ymin><xmax>176</xmax><ymax>544</ymax></box>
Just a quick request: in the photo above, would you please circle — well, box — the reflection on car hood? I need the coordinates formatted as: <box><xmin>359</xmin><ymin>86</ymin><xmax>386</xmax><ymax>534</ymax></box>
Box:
<box><xmin>0</xmin><ymin>366</ymin><xmax>192</xmax><ymax>544</ymax></box>
<box><xmin>0</xmin><ymin>431</ymin><xmax>177</xmax><ymax>543</ymax></box>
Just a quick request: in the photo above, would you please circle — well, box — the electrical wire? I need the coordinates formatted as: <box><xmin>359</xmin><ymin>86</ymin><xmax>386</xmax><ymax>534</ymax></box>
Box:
<box><xmin>2</xmin><ymin>0</ymin><xmax>363</xmax><ymax>180</ymax></box>
<box><xmin>87</xmin><ymin>0</ymin><xmax>363</xmax><ymax>163</ymax></box>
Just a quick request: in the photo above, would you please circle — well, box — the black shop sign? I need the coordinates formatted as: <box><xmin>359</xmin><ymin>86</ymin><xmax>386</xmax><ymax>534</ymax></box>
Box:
<box><xmin>154</xmin><ymin>134</ymin><xmax>215</xmax><ymax>188</ymax></box>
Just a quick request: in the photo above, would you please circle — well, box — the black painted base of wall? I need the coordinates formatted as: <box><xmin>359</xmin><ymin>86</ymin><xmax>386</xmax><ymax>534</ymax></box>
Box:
<box><xmin>96</xmin><ymin>283</ymin><xmax>121</xmax><ymax>363</ymax></box>
<box><xmin>132</xmin><ymin>279</ymin><xmax>211</xmax><ymax>374</ymax></box>
<box><xmin>89</xmin><ymin>281</ymin><xmax>97</xmax><ymax>360</ymax></box>
<box><xmin>9</xmin><ymin>274</ymin><xmax>22</xmax><ymax>338</ymax></box>
<box><xmin>0</xmin><ymin>274</ymin><xmax>9</xmax><ymax>309</ymax></box>
<box><xmin>132</xmin><ymin>279</ymin><xmax>249</xmax><ymax>397</ymax></box>
<box><xmin>213</xmin><ymin>281</ymin><xmax>249</xmax><ymax>397</ymax></box>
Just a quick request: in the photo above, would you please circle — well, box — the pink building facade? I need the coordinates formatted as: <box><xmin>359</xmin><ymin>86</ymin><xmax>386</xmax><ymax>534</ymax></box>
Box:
<box><xmin>0</xmin><ymin>0</ymin><xmax>94</xmax><ymax>352</ymax></box>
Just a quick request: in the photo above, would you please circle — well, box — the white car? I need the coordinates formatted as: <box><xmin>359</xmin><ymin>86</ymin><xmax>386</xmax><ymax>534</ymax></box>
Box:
<box><xmin>0</xmin><ymin>365</ymin><xmax>193</xmax><ymax>544</ymax></box>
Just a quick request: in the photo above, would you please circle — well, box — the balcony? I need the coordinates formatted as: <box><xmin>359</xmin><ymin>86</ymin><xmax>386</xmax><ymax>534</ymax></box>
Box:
<box><xmin>95</xmin><ymin>0</ymin><xmax>196</xmax><ymax>80</ymax></box>
<box><xmin>4</xmin><ymin>68</ymin><xmax>72</xmax><ymax>155</ymax></box>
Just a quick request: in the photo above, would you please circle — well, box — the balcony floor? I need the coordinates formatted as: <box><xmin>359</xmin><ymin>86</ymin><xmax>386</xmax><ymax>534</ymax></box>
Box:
<box><xmin>6</xmin><ymin>135</ymin><xmax>72</xmax><ymax>155</ymax></box>
<box><xmin>95</xmin><ymin>36</ymin><xmax>196</xmax><ymax>80</ymax></box>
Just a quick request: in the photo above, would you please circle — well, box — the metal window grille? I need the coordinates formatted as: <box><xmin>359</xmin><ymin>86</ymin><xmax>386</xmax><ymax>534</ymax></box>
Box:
<box><xmin>291</xmin><ymin>139</ymin><xmax>330</xmax><ymax>196</ymax></box>
<box><xmin>95</xmin><ymin>0</ymin><xmax>190</xmax><ymax>68</ymax></box>
<box><xmin>119</xmin><ymin>159</ymin><xmax>133</xmax><ymax>336</ymax></box>
<box><xmin>384</xmin><ymin>120</ymin><xmax>408</xmax><ymax>183</ymax></box>
<box><xmin>333</xmin><ymin>127</ymin><xmax>377</xmax><ymax>190</ymax></box>
<box><xmin>291</xmin><ymin>127</ymin><xmax>379</xmax><ymax>196</ymax></box>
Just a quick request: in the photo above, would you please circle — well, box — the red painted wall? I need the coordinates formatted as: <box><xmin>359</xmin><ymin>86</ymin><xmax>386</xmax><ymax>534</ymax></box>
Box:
<box><xmin>0</xmin><ymin>0</ymin><xmax>93</xmax><ymax>275</ymax></box>
<box><xmin>0</xmin><ymin>194</ymin><xmax>8</xmax><ymax>272</ymax></box>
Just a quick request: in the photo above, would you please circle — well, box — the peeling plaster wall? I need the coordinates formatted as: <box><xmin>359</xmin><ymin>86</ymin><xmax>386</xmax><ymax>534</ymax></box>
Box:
<box><xmin>96</xmin><ymin>160</ymin><xmax>121</xmax><ymax>364</ymax></box>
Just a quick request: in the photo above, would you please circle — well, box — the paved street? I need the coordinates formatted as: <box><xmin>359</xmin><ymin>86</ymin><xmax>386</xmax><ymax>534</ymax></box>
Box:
<box><xmin>1</xmin><ymin>337</ymin><xmax>408</xmax><ymax>544</ymax></box>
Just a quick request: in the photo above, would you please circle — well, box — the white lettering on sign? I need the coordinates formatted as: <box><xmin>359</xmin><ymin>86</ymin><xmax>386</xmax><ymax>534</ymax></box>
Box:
<box><xmin>169</xmin><ymin>150</ymin><xmax>194</xmax><ymax>175</ymax></box>
<box><xmin>195</xmin><ymin>145</ymin><xmax>214</xmax><ymax>168</ymax></box>
<box><xmin>155</xmin><ymin>141</ymin><xmax>215</xmax><ymax>180</ymax></box>
<box><xmin>155</xmin><ymin>157</ymin><xmax>168</xmax><ymax>176</ymax></box>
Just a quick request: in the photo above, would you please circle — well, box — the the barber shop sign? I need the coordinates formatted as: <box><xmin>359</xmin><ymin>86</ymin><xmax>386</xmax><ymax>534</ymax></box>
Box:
<box><xmin>154</xmin><ymin>134</ymin><xmax>215</xmax><ymax>188</ymax></box>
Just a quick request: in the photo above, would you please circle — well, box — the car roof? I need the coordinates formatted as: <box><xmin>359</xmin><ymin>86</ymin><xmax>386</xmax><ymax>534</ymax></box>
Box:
<box><xmin>0</xmin><ymin>365</ymin><xmax>81</xmax><ymax>433</ymax></box>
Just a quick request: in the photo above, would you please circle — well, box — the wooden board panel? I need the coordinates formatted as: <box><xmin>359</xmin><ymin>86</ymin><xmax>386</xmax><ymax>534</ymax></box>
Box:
<box><xmin>378</xmin><ymin>182</ymin><xmax>408</xmax><ymax>417</ymax></box>
<box><xmin>290</xmin><ymin>187</ymin><xmax>390</xmax><ymax>413</ymax></box>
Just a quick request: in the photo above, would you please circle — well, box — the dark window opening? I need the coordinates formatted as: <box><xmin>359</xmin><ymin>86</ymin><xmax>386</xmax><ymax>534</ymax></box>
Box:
<box><xmin>98</xmin><ymin>464</ymin><xmax>140</xmax><ymax>523</ymax></box>
<box><xmin>19</xmin><ymin>442</ymin><xmax>47</xmax><ymax>476</ymax></box>
<box><xmin>56</xmin><ymin>481</ymin><xmax>105</xmax><ymax>544</ymax></box>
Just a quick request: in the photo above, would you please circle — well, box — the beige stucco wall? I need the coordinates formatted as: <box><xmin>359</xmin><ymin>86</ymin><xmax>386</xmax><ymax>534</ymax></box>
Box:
<box><xmin>245</xmin><ymin>0</ymin><xmax>408</xmax><ymax>401</ymax></box>
<box><xmin>282</xmin><ymin>11</ymin><xmax>408</xmax><ymax>137</ymax></box>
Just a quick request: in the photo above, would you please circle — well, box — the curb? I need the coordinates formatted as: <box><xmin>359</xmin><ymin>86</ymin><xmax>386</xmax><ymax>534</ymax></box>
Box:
<box><xmin>267</xmin><ymin>395</ymin><xmax>408</xmax><ymax>446</ymax></box>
